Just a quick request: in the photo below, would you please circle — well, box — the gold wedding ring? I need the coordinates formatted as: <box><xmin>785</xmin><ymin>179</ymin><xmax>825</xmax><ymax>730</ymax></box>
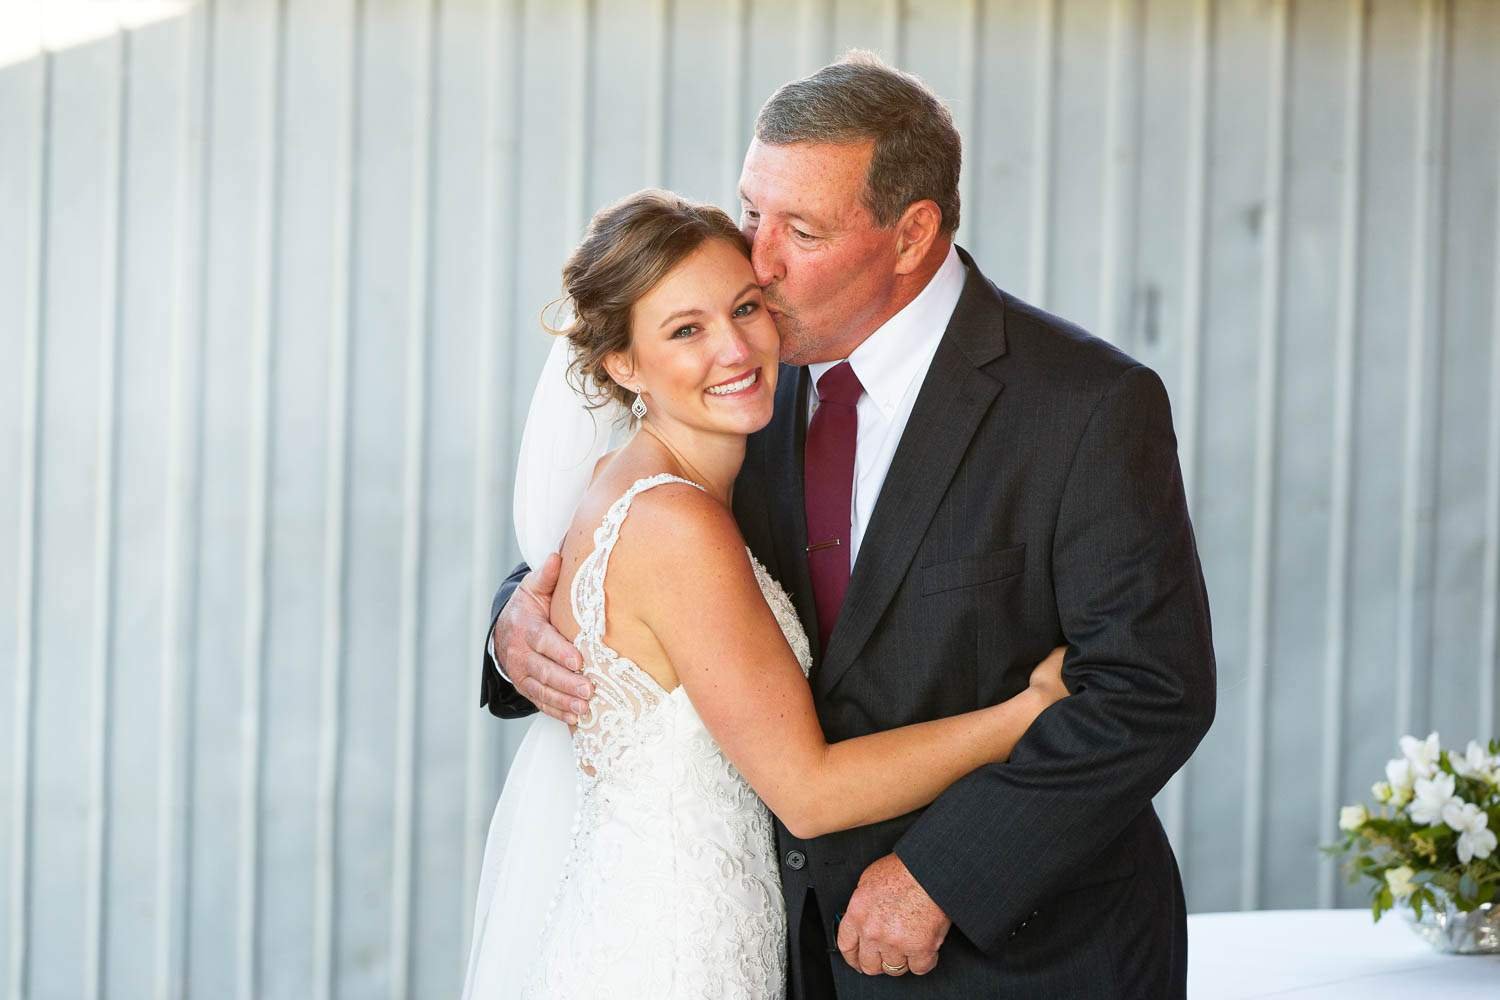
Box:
<box><xmin>881</xmin><ymin>960</ymin><xmax>908</xmax><ymax>975</ymax></box>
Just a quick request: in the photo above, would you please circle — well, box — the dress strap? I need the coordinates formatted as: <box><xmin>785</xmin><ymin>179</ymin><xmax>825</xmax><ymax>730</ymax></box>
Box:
<box><xmin>571</xmin><ymin>474</ymin><xmax>706</xmax><ymax>642</ymax></box>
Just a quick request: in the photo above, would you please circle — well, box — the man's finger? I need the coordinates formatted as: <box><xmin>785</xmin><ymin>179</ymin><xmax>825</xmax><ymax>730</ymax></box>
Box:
<box><xmin>533</xmin><ymin>700</ymin><xmax>574</xmax><ymax>725</ymax></box>
<box><xmin>524</xmin><ymin>552</ymin><xmax>564</xmax><ymax>599</ymax></box>
<box><xmin>856</xmin><ymin>938</ymin><xmax>884</xmax><ymax>976</ymax></box>
<box><xmin>906</xmin><ymin>951</ymin><xmax>938</xmax><ymax>976</ymax></box>
<box><xmin>526</xmin><ymin>652</ymin><xmax>591</xmax><ymax>708</ymax></box>
<box><xmin>878</xmin><ymin>949</ymin><xmax>909</xmax><ymax>976</ymax></box>
<box><xmin>521</xmin><ymin>670</ymin><xmax>582</xmax><ymax>724</ymax></box>
<box><xmin>531</xmin><ymin>622</ymin><xmax>586</xmax><ymax>677</ymax></box>
<box><xmin>835</xmin><ymin>917</ymin><xmax>860</xmax><ymax>969</ymax></box>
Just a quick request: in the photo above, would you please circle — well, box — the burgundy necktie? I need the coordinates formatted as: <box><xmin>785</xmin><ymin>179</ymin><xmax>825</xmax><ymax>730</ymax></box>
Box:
<box><xmin>804</xmin><ymin>362</ymin><xmax>864</xmax><ymax>654</ymax></box>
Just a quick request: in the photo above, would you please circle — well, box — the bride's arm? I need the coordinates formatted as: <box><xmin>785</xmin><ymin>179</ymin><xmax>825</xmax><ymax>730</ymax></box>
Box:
<box><xmin>615</xmin><ymin>486</ymin><xmax>1067</xmax><ymax>841</ymax></box>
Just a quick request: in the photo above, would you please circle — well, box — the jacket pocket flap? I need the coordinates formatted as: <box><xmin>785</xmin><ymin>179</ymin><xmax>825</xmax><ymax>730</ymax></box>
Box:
<box><xmin>919</xmin><ymin>544</ymin><xmax>1025</xmax><ymax>595</ymax></box>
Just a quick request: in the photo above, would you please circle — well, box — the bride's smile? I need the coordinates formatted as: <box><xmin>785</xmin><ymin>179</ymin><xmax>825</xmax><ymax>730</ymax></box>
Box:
<box><xmin>604</xmin><ymin>235</ymin><xmax>781</xmax><ymax>447</ymax></box>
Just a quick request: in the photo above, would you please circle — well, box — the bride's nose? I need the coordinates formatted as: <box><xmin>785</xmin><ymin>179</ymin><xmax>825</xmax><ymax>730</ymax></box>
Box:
<box><xmin>714</xmin><ymin>324</ymin><xmax>752</xmax><ymax>367</ymax></box>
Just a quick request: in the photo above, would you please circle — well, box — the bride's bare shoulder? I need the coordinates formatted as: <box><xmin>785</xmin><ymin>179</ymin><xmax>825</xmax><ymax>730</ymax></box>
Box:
<box><xmin>612</xmin><ymin>480</ymin><xmax>746</xmax><ymax>581</ymax></box>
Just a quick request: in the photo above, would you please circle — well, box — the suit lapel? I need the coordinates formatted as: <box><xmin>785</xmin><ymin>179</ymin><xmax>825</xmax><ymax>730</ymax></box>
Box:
<box><xmin>814</xmin><ymin>254</ymin><xmax>1009</xmax><ymax>698</ymax></box>
<box><xmin>762</xmin><ymin>364</ymin><xmax>821</xmax><ymax>659</ymax></box>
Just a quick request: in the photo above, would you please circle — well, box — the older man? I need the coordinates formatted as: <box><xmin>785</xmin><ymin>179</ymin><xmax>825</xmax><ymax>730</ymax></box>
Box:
<box><xmin>485</xmin><ymin>53</ymin><xmax>1215</xmax><ymax>999</ymax></box>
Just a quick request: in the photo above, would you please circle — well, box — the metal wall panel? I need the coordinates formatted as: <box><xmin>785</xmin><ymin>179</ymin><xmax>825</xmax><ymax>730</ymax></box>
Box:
<box><xmin>2</xmin><ymin>0</ymin><xmax>1499</xmax><ymax>995</ymax></box>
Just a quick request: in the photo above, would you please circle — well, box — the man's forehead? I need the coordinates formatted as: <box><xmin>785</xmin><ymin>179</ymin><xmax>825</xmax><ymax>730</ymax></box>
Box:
<box><xmin>739</xmin><ymin>139</ymin><xmax>872</xmax><ymax>218</ymax></box>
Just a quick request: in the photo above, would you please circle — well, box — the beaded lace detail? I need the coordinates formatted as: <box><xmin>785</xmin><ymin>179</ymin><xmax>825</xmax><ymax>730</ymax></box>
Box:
<box><xmin>521</xmin><ymin>473</ymin><xmax>811</xmax><ymax>999</ymax></box>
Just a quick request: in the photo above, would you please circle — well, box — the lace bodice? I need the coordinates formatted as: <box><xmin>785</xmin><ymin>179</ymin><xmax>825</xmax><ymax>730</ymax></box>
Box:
<box><xmin>521</xmin><ymin>474</ymin><xmax>811</xmax><ymax>1000</ymax></box>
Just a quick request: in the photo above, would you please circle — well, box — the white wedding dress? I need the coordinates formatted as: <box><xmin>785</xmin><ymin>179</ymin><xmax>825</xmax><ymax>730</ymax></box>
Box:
<box><xmin>469</xmin><ymin>473</ymin><xmax>811</xmax><ymax>999</ymax></box>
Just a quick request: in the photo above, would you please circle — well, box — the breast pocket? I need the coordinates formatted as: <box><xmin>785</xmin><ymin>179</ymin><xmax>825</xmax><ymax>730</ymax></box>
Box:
<box><xmin>918</xmin><ymin>543</ymin><xmax>1026</xmax><ymax>596</ymax></box>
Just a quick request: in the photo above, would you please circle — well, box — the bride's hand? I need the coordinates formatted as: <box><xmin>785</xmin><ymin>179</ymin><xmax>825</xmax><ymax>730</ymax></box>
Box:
<box><xmin>1027</xmin><ymin>645</ymin><xmax>1070</xmax><ymax>705</ymax></box>
<box><xmin>494</xmin><ymin>553</ymin><xmax>592</xmax><ymax>724</ymax></box>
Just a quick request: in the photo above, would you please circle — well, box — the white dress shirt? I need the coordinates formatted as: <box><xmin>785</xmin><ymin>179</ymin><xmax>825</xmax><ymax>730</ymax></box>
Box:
<box><xmin>806</xmin><ymin>243</ymin><xmax>967</xmax><ymax>571</ymax></box>
<box><xmin>490</xmin><ymin>244</ymin><xmax>967</xmax><ymax>684</ymax></box>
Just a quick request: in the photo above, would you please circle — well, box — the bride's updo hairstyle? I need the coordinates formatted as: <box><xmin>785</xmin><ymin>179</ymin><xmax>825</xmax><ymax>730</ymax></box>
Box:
<box><xmin>550</xmin><ymin>189</ymin><xmax>750</xmax><ymax>412</ymax></box>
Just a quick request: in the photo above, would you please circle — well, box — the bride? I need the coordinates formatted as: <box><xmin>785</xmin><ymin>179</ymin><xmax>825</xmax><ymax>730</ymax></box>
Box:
<box><xmin>462</xmin><ymin>190</ymin><xmax>1068</xmax><ymax>999</ymax></box>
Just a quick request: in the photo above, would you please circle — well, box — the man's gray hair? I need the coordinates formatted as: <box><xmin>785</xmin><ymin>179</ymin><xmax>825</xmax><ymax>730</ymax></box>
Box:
<box><xmin>754</xmin><ymin>51</ymin><xmax>961</xmax><ymax>234</ymax></box>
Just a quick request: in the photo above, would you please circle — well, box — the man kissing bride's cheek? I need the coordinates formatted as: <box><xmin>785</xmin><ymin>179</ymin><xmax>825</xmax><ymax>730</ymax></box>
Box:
<box><xmin>467</xmin><ymin>50</ymin><xmax>1215</xmax><ymax>1000</ymax></box>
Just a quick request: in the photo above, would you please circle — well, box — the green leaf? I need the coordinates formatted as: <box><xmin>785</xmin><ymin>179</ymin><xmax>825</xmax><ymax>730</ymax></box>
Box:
<box><xmin>1460</xmin><ymin>873</ymin><xmax>1480</xmax><ymax>901</ymax></box>
<box><xmin>1372</xmin><ymin>886</ymin><xmax>1394</xmax><ymax>922</ymax></box>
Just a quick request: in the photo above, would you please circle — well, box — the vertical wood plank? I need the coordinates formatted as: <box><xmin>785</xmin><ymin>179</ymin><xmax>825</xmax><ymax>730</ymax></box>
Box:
<box><xmin>154</xmin><ymin>6</ymin><xmax>212</xmax><ymax>995</ymax></box>
<box><xmin>643</xmin><ymin>0</ymin><xmax>670</xmax><ymax>186</ymax></box>
<box><xmin>1160</xmin><ymin>0</ymin><xmax>1214</xmax><ymax>871</ymax></box>
<box><xmin>389</xmin><ymin>2</ymin><xmax>437</xmax><ymax>996</ymax></box>
<box><xmin>1097</xmin><ymin>0</ymin><xmax>1143</xmax><ymax>347</ymax></box>
<box><xmin>1239</xmin><ymin>0</ymin><xmax>1289</xmax><ymax>912</ymax></box>
<box><xmin>1484</xmin><ymin>78</ymin><xmax>1500</xmax><ymax>742</ymax></box>
<box><xmin>723</xmin><ymin>0</ymin><xmax>749</xmax><ymax>209</ymax></box>
<box><xmin>885</xmin><ymin>0</ymin><xmax>904</xmax><ymax>64</ymax></box>
<box><xmin>1027</xmin><ymin>0</ymin><xmax>1057</xmax><ymax>306</ymax></box>
<box><xmin>236</xmin><ymin>3</ymin><xmax>288</xmax><ymax>996</ymax></box>
<box><xmin>798</xmin><ymin>0</ymin><xmax>835</xmax><ymax>74</ymax></box>
<box><xmin>1394</xmin><ymin>0</ymin><xmax>1448</xmax><ymax>740</ymax></box>
<box><xmin>568</xmin><ymin>0</ymin><xmax>595</xmax><ymax>240</ymax></box>
<box><xmin>463</xmin><ymin>0</ymin><xmax>522</xmax><ymax>949</ymax></box>
<box><xmin>83</xmin><ymin>27</ymin><xmax>128</xmax><ymax>1000</ymax></box>
<box><xmin>956</xmin><ymin>0</ymin><xmax>980</xmax><ymax>253</ymax></box>
<box><xmin>7</xmin><ymin>51</ymin><xmax>50</xmax><ymax>1000</ymax></box>
<box><xmin>311</xmin><ymin>2</ymin><xmax>359</xmax><ymax>996</ymax></box>
<box><xmin>1426</xmin><ymin>0</ymin><xmax>1500</xmax><ymax>744</ymax></box>
<box><xmin>1317</xmin><ymin>0</ymin><xmax>1367</xmax><ymax>910</ymax></box>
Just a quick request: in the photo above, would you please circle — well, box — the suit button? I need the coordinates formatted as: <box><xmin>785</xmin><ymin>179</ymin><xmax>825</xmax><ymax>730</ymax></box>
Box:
<box><xmin>785</xmin><ymin>850</ymin><xmax>807</xmax><ymax>871</ymax></box>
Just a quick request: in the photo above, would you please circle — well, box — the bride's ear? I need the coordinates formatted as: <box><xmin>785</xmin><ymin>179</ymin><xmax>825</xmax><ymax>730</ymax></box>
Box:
<box><xmin>602</xmin><ymin>351</ymin><xmax>637</xmax><ymax>394</ymax></box>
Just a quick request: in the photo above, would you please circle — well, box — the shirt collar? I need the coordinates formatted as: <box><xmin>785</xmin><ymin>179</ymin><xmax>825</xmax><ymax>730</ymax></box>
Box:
<box><xmin>808</xmin><ymin>243</ymin><xmax>966</xmax><ymax>417</ymax></box>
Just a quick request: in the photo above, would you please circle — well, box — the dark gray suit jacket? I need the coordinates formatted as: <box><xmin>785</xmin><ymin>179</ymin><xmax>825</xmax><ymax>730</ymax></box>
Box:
<box><xmin>484</xmin><ymin>248</ymin><xmax>1216</xmax><ymax>998</ymax></box>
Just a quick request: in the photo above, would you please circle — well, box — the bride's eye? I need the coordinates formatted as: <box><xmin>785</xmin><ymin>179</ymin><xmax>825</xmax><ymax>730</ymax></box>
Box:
<box><xmin>733</xmin><ymin>301</ymin><xmax>758</xmax><ymax>318</ymax></box>
<box><xmin>671</xmin><ymin>324</ymin><xmax>697</xmax><ymax>339</ymax></box>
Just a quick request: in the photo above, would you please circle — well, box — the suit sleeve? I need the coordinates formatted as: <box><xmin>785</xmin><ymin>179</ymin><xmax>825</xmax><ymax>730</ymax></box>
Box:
<box><xmin>893</xmin><ymin>364</ymin><xmax>1216</xmax><ymax>953</ymax></box>
<box><xmin>480</xmin><ymin>562</ymin><xmax>543</xmax><ymax>720</ymax></box>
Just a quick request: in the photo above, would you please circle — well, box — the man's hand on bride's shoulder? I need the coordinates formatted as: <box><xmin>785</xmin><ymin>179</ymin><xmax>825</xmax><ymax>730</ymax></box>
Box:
<box><xmin>1027</xmin><ymin>645</ymin><xmax>1070</xmax><ymax>706</ymax></box>
<box><xmin>494</xmin><ymin>553</ymin><xmax>592</xmax><ymax>724</ymax></box>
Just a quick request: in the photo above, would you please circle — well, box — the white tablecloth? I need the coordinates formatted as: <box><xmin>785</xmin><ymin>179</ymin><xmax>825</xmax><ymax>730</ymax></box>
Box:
<box><xmin>1188</xmin><ymin>909</ymin><xmax>1500</xmax><ymax>998</ymax></box>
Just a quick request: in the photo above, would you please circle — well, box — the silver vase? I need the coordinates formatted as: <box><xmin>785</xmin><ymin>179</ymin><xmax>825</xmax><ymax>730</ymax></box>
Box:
<box><xmin>1400</xmin><ymin>897</ymin><xmax>1500</xmax><ymax>954</ymax></box>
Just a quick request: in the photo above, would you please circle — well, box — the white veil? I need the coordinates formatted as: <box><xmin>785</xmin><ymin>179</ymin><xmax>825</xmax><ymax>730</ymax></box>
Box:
<box><xmin>462</xmin><ymin>336</ymin><xmax>624</xmax><ymax>998</ymax></box>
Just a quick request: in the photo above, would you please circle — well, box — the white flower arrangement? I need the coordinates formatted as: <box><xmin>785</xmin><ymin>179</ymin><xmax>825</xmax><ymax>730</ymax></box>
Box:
<box><xmin>1328</xmin><ymin>733</ymin><xmax>1500</xmax><ymax>921</ymax></box>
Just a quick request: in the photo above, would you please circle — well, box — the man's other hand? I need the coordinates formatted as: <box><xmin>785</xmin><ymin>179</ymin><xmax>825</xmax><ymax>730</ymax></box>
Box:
<box><xmin>837</xmin><ymin>852</ymin><xmax>950</xmax><ymax>977</ymax></box>
<box><xmin>493</xmin><ymin>553</ymin><xmax>591</xmax><ymax>724</ymax></box>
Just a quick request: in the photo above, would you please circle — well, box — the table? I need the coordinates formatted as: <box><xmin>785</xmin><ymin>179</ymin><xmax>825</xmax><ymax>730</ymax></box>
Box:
<box><xmin>1188</xmin><ymin>909</ymin><xmax>1500</xmax><ymax>998</ymax></box>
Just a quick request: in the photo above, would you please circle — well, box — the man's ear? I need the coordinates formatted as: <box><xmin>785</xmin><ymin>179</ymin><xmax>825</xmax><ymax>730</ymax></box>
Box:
<box><xmin>892</xmin><ymin>200</ymin><xmax>942</xmax><ymax>275</ymax></box>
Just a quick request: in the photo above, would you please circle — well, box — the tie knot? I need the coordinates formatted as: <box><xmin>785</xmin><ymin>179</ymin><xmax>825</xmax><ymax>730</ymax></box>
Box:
<box><xmin>816</xmin><ymin>361</ymin><xmax>864</xmax><ymax>407</ymax></box>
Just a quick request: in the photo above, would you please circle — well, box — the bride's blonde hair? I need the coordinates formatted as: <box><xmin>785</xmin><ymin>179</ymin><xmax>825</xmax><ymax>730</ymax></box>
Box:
<box><xmin>546</xmin><ymin>189</ymin><xmax>750</xmax><ymax>413</ymax></box>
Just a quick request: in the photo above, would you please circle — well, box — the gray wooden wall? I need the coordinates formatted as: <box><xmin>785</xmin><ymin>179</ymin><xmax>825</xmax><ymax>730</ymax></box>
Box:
<box><xmin>1</xmin><ymin>0</ymin><xmax>1498</xmax><ymax>997</ymax></box>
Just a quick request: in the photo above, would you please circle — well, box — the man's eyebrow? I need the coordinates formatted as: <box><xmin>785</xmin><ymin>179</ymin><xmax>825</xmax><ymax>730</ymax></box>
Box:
<box><xmin>790</xmin><ymin>209</ymin><xmax>834</xmax><ymax>230</ymax></box>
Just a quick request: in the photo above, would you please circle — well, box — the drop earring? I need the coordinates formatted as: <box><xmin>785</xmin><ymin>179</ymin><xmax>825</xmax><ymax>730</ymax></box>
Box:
<box><xmin>631</xmin><ymin>390</ymin><xmax>648</xmax><ymax>419</ymax></box>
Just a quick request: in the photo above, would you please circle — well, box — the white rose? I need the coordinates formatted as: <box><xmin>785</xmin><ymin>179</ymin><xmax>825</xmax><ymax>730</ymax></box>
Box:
<box><xmin>1409</xmin><ymin>773</ymin><xmax>1459</xmax><ymax>826</ymax></box>
<box><xmin>1449</xmin><ymin>740</ymin><xmax>1491</xmax><ymax>779</ymax></box>
<box><xmin>1339</xmin><ymin>805</ymin><xmax>1368</xmax><ymax>831</ymax></box>
<box><xmin>1400</xmin><ymin>732</ymin><xmax>1441</xmax><ymax>779</ymax></box>
<box><xmin>1386</xmin><ymin>758</ymin><xmax>1415</xmax><ymax>801</ymax></box>
<box><xmin>1386</xmin><ymin>865</ymin><xmax>1416</xmax><ymax>899</ymax></box>
<box><xmin>1443</xmin><ymin>801</ymin><xmax>1497</xmax><ymax>863</ymax></box>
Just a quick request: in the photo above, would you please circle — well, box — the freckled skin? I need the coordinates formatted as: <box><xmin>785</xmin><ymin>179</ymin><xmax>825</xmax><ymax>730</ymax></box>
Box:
<box><xmin>737</xmin><ymin>138</ymin><xmax>949</xmax><ymax>367</ymax></box>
